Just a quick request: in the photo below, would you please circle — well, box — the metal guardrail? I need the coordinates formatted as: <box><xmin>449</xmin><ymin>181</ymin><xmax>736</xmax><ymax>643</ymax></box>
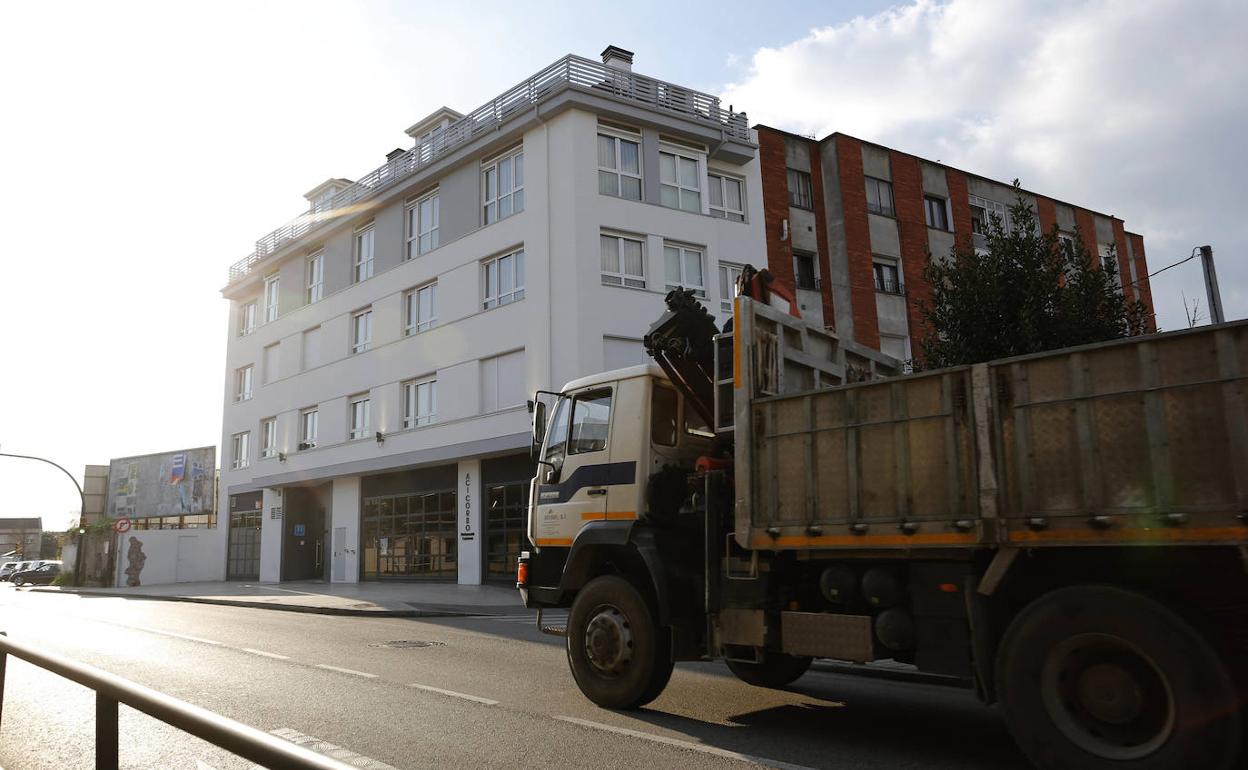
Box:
<box><xmin>228</xmin><ymin>53</ymin><xmax>750</xmax><ymax>284</ymax></box>
<box><xmin>0</xmin><ymin>632</ymin><xmax>354</xmax><ymax>770</ymax></box>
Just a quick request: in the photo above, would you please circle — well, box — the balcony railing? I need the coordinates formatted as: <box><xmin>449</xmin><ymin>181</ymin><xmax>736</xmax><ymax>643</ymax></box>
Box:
<box><xmin>874</xmin><ymin>277</ymin><xmax>905</xmax><ymax>296</ymax></box>
<box><xmin>228</xmin><ymin>55</ymin><xmax>751</xmax><ymax>284</ymax></box>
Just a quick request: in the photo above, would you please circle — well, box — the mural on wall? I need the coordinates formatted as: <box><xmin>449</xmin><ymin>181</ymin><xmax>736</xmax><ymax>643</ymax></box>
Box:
<box><xmin>124</xmin><ymin>537</ymin><xmax>146</xmax><ymax>586</ymax></box>
<box><xmin>106</xmin><ymin>447</ymin><xmax>215</xmax><ymax>518</ymax></box>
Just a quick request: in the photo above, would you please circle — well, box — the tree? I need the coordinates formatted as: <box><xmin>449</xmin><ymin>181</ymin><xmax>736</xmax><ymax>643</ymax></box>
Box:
<box><xmin>916</xmin><ymin>181</ymin><xmax>1149</xmax><ymax>369</ymax></box>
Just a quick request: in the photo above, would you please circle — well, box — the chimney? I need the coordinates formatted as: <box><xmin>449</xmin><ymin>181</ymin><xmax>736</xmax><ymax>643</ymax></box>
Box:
<box><xmin>386</xmin><ymin>147</ymin><xmax>407</xmax><ymax>162</ymax></box>
<box><xmin>601</xmin><ymin>45</ymin><xmax>634</xmax><ymax>72</ymax></box>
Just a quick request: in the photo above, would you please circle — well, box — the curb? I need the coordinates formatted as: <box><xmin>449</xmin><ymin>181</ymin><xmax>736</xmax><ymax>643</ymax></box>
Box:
<box><xmin>26</xmin><ymin>587</ymin><xmax>482</xmax><ymax>619</ymax></box>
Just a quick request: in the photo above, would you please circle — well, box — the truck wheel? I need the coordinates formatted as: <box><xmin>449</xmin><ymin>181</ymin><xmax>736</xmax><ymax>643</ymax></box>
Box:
<box><xmin>997</xmin><ymin>585</ymin><xmax>1242</xmax><ymax>770</ymax></box>
<box><xmin>726</xmin><ymin>653</ymin><xmax>812</xmax><ymax>688</ymax></box>
<box><xmin>567</xmin><ymin>575</ymin><xmax>673</xmax><ymax>709</ymax></box>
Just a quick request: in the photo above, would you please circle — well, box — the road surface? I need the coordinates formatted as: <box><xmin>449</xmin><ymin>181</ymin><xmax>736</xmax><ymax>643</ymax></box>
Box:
<box><xmin>0</xmin><ymin>584</ymin><xmax>1027</xmax><ymax>769</ymax></box>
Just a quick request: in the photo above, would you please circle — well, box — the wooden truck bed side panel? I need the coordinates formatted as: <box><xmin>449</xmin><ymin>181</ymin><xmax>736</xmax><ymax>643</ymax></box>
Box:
<box><xmin>738</xmin><ymin>304</ymin><xmax>1248</xmax><ymax>551</ymax></box>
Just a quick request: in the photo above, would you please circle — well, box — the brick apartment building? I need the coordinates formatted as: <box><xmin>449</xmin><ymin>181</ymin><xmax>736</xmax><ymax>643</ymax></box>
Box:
<box><xmin>755</xmin><ymin>127</ymin><xmax>1157</xmax><ymax>363</ymax></box>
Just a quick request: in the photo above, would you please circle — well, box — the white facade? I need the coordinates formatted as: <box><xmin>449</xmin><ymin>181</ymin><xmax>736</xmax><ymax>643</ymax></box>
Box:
<box><xmin>218</xmin><ymin>47</ymin><xmax>763</xmax><ymax>585</ymax></box>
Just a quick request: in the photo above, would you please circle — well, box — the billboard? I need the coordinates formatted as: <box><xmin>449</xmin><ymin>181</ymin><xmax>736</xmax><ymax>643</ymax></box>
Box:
<box><xmin>106</xmin><ymin>446</ymin><xmax>215</xmax><ymax>518</ymax></box>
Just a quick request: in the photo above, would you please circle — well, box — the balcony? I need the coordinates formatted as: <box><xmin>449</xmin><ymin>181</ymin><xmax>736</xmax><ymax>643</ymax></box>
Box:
<box><xmin>228</xmin><ymin>54</ymin><xmax>752</xmax><ymax>285</ymax></box>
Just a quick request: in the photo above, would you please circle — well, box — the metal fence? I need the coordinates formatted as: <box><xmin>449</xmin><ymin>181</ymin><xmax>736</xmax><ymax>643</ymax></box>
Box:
<box><xmin>0</xmin><ymin>631</ymin><xmax>354</xmax><ymax>770</ymax></box>
<box><xmin>228</xmin><ymin>54</ymin><xmax>751</xmax><ymax>284</ymax></box>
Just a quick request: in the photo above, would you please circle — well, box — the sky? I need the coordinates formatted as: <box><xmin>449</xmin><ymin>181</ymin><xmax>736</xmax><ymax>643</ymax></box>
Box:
<box><xmin>1</xmin><ymin>0</ymin><xmax>1244</xmax><ymax>531</ymax></box>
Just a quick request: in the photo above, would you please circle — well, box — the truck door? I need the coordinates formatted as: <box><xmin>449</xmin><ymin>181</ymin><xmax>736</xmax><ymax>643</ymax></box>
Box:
<box><xmin>532</xmin><ymin>388</ymin><xmax>616</xmax><ymax>546</ymax></box>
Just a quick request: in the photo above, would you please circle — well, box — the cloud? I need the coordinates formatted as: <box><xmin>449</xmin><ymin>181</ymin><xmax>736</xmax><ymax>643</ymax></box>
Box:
<box><xmin>722</xmin><ymin>0</ymin><xmax>1248</xmax><ymax>330</ymax></box>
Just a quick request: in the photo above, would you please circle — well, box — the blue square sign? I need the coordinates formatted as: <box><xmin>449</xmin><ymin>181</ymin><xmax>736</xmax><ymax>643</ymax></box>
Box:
<box><xmin>293</xmin><ymin>524</ymin><xmax>306</xmax><ymax>537</ymax></box>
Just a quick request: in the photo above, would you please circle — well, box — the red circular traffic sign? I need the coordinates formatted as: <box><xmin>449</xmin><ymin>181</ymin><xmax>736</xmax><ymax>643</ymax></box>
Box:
<box><xmin>114</xmin><ymin>517</ymin><xmax>132</xmax><ymax>534</ymax></box>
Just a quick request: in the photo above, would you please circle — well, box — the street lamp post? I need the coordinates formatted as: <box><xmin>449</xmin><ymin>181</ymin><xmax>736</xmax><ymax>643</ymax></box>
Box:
<box><xmin>0</xmin><ymin>452</ymin><xmax>88</xmax><ymax>586</ymax></box>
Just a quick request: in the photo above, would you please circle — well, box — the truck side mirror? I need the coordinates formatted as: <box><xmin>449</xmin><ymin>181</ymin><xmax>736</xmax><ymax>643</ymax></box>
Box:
<box><xmin>530</xmin><ymin>400</ymin><xmax>547</xmax><ymax>461</ymax></box>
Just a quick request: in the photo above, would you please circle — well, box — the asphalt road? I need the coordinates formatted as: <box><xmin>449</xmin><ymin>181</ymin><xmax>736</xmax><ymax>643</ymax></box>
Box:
<box><xmin>0</xmin><ymin>584</ymin><xmax>1028</xmax><ymax>769</ymax></box>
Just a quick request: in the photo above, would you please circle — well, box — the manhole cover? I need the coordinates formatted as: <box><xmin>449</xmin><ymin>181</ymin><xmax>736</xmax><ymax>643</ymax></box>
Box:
<box><xmin>368</xmin><ymin>640</ymin><xmax>446</xmax><ymax>649</ymax></box>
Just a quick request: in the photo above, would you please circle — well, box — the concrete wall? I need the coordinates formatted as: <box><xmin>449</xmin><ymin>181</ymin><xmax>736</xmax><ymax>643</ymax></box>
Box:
<box><xmin>113</xmin><ymin>527</ymin><xmax>226</xmax><ymax>587</ymax></box>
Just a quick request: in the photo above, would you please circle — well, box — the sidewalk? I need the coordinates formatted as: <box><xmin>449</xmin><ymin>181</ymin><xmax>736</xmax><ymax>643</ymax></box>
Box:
<box><xmin>28</xmin><ymin>579</ymin><xmax>525</xmax><ymax>618</ymax></box>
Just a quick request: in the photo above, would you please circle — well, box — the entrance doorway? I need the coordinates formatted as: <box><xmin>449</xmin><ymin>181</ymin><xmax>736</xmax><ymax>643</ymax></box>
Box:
<box><xmin>281</xmin><ymin>484</ymin><xmax>329</xmax><ymax>581</ymax></box>
<box><xmin>226</xmin><ymin>492</ymin><xmax>262</xmax><ymax>580</ymax></box>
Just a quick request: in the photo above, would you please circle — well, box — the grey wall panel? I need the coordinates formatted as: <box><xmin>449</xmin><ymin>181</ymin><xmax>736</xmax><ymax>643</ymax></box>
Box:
<box><xmin>785</xmin><ymin>137</ymin><xmax>810</xmax><ymax>172</ymax></box>
<box><xmin>642</xmin><ymin>128</ymin><xmax>660</xmax><ymax>204</ymax></box>
<box><xmin>920</xmin><ymin>161</ymin><xmax>949</xmax><ymax>197</ymax></box>
<box><xmin>438</xmin><ymin>161</ymin><xmax>482</xmax><ymax>244</ymax></box>
<box><xmin>861</xmin><ymin>144</ymin><xmax>891</xmax><ymax>180</ymax></box>
<box><xmin>868</xmin><ymin>213</ymin><xmax>900</xmax><ymax>257</ymax></box>
<box><xmin>372</xmin><ymin>200</ymin><xmax>405</xmax><ymax>275</ymax></box>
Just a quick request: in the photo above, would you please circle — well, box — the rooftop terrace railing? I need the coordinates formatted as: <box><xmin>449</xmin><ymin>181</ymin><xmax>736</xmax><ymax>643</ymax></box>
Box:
<box><xmin>228</xmin><ymin>55</ymin><xmax>750</xmax><ymax>284</ymax></box>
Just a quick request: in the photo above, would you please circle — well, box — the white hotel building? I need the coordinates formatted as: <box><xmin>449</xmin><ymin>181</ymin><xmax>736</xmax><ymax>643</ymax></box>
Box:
<box><xmin>218</xmin><ymin>46</ymin><xmax>763</xmax><ymax>585</ymax></box>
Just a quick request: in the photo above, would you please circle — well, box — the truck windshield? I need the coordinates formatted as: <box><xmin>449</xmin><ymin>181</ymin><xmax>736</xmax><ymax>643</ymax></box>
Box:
<box><xmin>544</xmin><ymin>396</ymin><xmax>572</xmax><ymax>469</ymax></box>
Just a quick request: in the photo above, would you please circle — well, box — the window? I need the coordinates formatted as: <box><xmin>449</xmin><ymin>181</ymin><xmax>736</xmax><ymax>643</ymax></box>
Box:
<box><xmin>1098</xmin><ymin>245</ymin><xmax>1121</xmax><ymax>286</ymax></box>
<box><xmin>235</xmin><ymin>365</ymin><xmax>253</xmax><ymax>402</ymax></box>
<box><xmin>598</xmin><ymin>133</ymin><xmax>642</xmax><ymax>200</ymax></box>
<box><xmin>403</xmin><ymin>378</ymin><xmax>436</xmax><ymax>428</ymax></box>
<box><xmin>407</xmin><ymin>193</ymin><xmax>439</xmax><ymax>259</ymax></box>
<box><xmin>873</xmin><ymin>261</ymin><xmax>902</xmax><ymax>294</ymax></box>
<box><xmin>569</xmin><ymin>390</ymin><xmax>612</xmax><ymax>455</ymax></box>
<box><xmin>969</xmin><ymin>195</ymin><xmax>1006</xmax><ymax>234</ymax></box>
<box><xmin>483</xmin><ymin>250</ymin><xmax>525</xmax><ymax>309</ymax></box>
<box><xmin>664</xmin><ymin>243</ymin><xmax>705</xmax><ymax>296</ymax></box>
<box><xmin>600</xmin><ymin>234</ymin><xmax>645</xmax><ymax>289</ymax></box>
<box><xmin>1058</xmin><ymin>232</ymin><xmax>1077</xmax><ymax>257</ymax></box>
<box><xmin>260</xmin><ymin>417</ymin><xmax>277</xmax><ymax>459</ymax></box>
<box><xmin>231</xmin><ymin>432</ymin><xmax>250</xmax><ymax>470</ymax></box>
<box><xmin>483</xmin><ymin>150</ymin><xmax>524</xmax><ymax>224</ymax></box>
<box><xmin>793</xmin><ymin>251</ymin><xmax>817</xmax><ymax>290</ymax></box>
<box><xmin>481</xmin><ymin>350</ymin><xmax>525</xmax><ymax>413</ymax></box>
<box><xmin>924</xmin><ymin>196</ymin><xmax>950</xmax><ymax>230</ymax></box>
<box><xmin>787</xmin><ymin>168</ymin><xmax>813</xmax><ymax>209</ymax></box>
<box><xmin>300</xmin><ymin>407</ymin><xmax>318</xmax><ymax>449</ymax></box>
<box><xmin>262</xmin><ymin>343</ymin><xmax>279</xmax><ymax>385</ymax></box>
<box><xmin>659</xmin><ymin>149</ymin><xmax>702</xmax><ymax>212</ymax></box>
<box><xmin>306</xmin><ymin>252</ymin><xmax>323</xmax><ymax>303</ymax></box>
<box><xmin>238</xmin><ymin>302</ymin><xmax>256</xmax><ymax>336</ymax></box>
<box><xmin>263</xmin><ymin>275</ymin><xmax>280</xmax><ymax>323</ymax></box>
<box><xmin>351</xmin><ymin>308</ymin><xmax>373</xmax><ymax>354</ymax></box>
<box><xmin>718</xmin><ymin>262</ymin><xmax>744</xmax><ymax>314</ymax></box>
<box><xmin>349</xmin><ymin>394</ymin><xmax>371</xmax><ymax>440</ymax></box>
<box><xmin>651</xmin><ymin>383</ymin><xmax>678</xmax><ymax>447</ymax></box>
<box><xmin>404</xmin><ymin>283</ymin><xmax>437</xmax><ymax>335</ymax></box>
<box><xmin>708</xmin><ymin>174</ymin><xmax>745</xmax><ymax>221</ymax></box>
<box><xmin>354</xmin><ymin>226</ymin><xmax>374</xmax><ymax>283</ymax></box>
<box><xmin>302</xmin><ymin>326</ymin><xmax>322</xmax><ymax>370</ymax></box>
<box><xmin>865</xmin><ymin>177</ymin><xmax>894</xmax><ymax>217</ymax></box>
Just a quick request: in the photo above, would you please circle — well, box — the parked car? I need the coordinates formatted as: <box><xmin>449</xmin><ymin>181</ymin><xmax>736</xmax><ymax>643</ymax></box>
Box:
<box><xmin>12</xmin><ymin>562</ymin><xmax>60</xmax><ymax>587</ymax></box>
<box><xmin>0</xmin><ymin>561</ymin><xmax>18</xmax><ymax>581</ymax></box>
<box><xmin>4</xmin><ymin>560</ymin><xmax>40</xmax><ymax>581</ymax></box>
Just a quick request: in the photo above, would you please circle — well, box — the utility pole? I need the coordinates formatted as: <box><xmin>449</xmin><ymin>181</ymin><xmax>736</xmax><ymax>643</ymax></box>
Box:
<box><xmin>1200</xmin><ymin>245</ymin><xmax>1225</xmax><ymax>325</ymax></box>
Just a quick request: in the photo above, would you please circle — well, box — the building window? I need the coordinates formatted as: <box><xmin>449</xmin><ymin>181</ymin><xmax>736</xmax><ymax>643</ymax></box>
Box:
<box><xmin>924</xmin><ymin>196</ymin><xmax>950</xmax><ymax>231</ymax></box>
<box><xmin>407</xmin><ymin>193</ymin><xmax>440</xmax><ymax>259</ymax></box>
<box><xmin>1058</xmin><ymin>232</ymin><xmax>1077</xmax><ymax>256</ymax></box>
<box><xmin>263</xmin><ymin>275</ymin><xmax>280</xmax><ymax>323</ymax></box>
<box><xmin>969</xmin><ymin>194</ymin><xmax>1007</xmax><ymax>235</ymax></box>
<box><xmin>483</xmin><ymin>150</ymin><xmax>524</xmax><ymax>224</ymax></box>
<box><xmin>663</xmin><ymin>243</ymin><xmax>705</xmax><ymax>296</ymax></box>
<box><xmin>238</xmin><ymin>301</ymin><xmax>257</xmax><ymax>336</ymax></box>
<box><xmin>787</xmin><ymin>168</ymin><xmax>813</xmax><ymax>210</ymax></box>
<box><xmin>403</xmin><ymin>378</ymin><xmax>436</xmax><ymax>428</ymax></box>
<box><xmin>718</xmin><ymin>262</ymin><xmax>744</xmax><ymax>314</ymax></box>
<box><xmin>404</xmin><ymin>283</ymin><xmax>437</xmax><ymax>335</ymax></box>
<box><xmin>231</xmin><ymin>432</ymin><xmax>250</xmax><ymax>470</ymax></box>
<box><xmin>235</xmin><ymin>365</ymin><xmax>253</xmax><ymax>402</ymax></box>
<box><xmin>708</xmin><ymin>174</ymin><xmax>745</xmax><ymax>221</ymax></box>
<box><xmin>659</xmin><ymin>149</ymin><xmax>702</xmax><ymax>212</ymax></box>
<box><xmin>349</xmin><ymin>394</ymin><xmax>371</xmax><ymax>441</ymax></box>
<box><xmin>306</xmin><ymin>252</ymin><xmax>324</xmax><ymax>303</ymax></box>
<box><xmin>793</xmin><ymin>251</ymin><xmax>818</xmax><ymax>290</ymax></box>
<box><xmin>299</xmin><ymin>407</ymin><xmax>318</xmax><ymax>450</ymax></box>
<box><xmin>600</xmin><ymin>234</ymin><xmax>645</xmax><ymax>289</ymax></box>
<box><xmin>260</xmin><ymin>417</ymin><xmax>277</xmax><ymax>459</ymax></box>
<box><xmin>351</xmin><ymin>308</ymin><xmax>373</xmax><ymax>354</ymax></box>
<box><xmin>865</xmin><ymin>177</ymin><xmax>894</xmax><ymax>217</ymax></box>
<box><xmin>483</xmin><ymin>250</ymin><xmax>525</xmax><ymax>309</ymax></box>
<box><xmin>873</xmin><ymin>261</ymin><xmax>903</xmax><ymax>294</ymax></box>
<box><xmin>354</xmin><ymin>225</ymin><xmax>375</xmax><ymax>283</ymax></box>
<box><xmin>481</xmin><ymin>350</ymin><xmax>525</xmax><ymax>413</ymax></box>
<box><xmin>598</xmin><ymin>133</ymin><xmax>642</xmax><ymax>201</ymax></box>
<box><xmin>262</xmin><ymin>343</ymin><xmax>279</xmax><ymax>385</ymax></box>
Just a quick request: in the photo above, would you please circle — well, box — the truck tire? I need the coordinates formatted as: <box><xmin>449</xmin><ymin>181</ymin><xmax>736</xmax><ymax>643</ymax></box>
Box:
<box><xmin>567</xmin><ymin>575</ymin><xmax>673</xmax><ymax>709</ymax></box>
<box><xmin>997</xmin><ymin>585</ymin><xmax>1242</xmax><ymax>770</ymax></box>
<box><xmin>726</xmin><ymin>653</ymin><xmax>812</xmax><ymax>688</ymax></box>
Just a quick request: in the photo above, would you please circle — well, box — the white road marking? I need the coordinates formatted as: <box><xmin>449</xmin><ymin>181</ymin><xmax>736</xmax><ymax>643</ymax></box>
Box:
<box><xmin>408</xmin><ymin>683</ymin><xmax>499</xmax><ymax>706</ymax></box>
<box><xmin>241</xmin><ymin>647</ymin><xmax>289</xmax><ymax>660</ymax></box>
<box><xmin>554</xmin><ymin>716</ymin><xmax>821</xmax><ymax>770</ymax></box>
<box><xmin>315</xmin><ymin>664</ymin><xmax>378</xmax><ymax>678</ymax></box>
<box><xmin>136</xmin><ymin>627</ymin><xmax>222</xmax><ymax>646</ymax></box>
<box><xmin>269</xmin><ymin>728</ymin><xmax>400</xmax><ymax>769</ymax></box>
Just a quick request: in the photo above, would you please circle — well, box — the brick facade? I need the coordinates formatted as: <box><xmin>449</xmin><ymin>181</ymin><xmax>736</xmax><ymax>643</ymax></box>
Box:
<box><xmin>1036</xmin><ymin>196</ymin><xmax>1058</xmax><ymax>237</ymax></box>
<box><xmin>833</xmin><ymin>135</ymin><xmax>881</xmax><ymax>349</ymax></box>
<box><xmin>756</xmin><ymin>127</ymin><xmax>796</xmax><ymax>290</ymax></box>
<box><xmin>1075</xmin><ymin>208</ymin><xmax>1100</xmax><ymax>266</ymax></box>
<box><xmin>889</xmin><ymin>150</ymin><xmax>932</xmax><ymax>363</ymax></box>
<box><xmin>1128</xmin><ymin>232</ymin><xmax>1157</xmax><ymax>332</ymax></box>
<box><xmin>945</xmin><ymin>168</ymin><xmax>973</xmax><ymax>253</ymax></box>
<box><xmin>807</xmin><ymin>142</ymin><xmax>836</xmax><ymax>326</ymax></box>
